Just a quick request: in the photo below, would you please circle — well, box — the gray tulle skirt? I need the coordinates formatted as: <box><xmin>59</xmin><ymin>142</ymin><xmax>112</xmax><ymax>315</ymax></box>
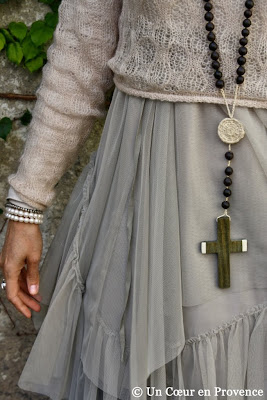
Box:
<box><xmin>18</xmin><ymin>87</ymin><xmax>267</xmax><ymax>400</ymax></box>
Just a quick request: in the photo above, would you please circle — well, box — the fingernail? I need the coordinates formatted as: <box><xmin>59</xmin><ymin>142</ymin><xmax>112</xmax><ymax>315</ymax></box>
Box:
<box><xmin>30</xmin><ymin>285</ymin><xmax>38</xmax><ymax>294</ymax></box>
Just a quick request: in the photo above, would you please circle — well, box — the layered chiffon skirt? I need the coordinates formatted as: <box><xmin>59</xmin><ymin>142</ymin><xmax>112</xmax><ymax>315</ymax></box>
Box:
<box><xmin>17</xmin><ymin>87</ymin><xmax>267</xmax><ymax>400</ymax></box>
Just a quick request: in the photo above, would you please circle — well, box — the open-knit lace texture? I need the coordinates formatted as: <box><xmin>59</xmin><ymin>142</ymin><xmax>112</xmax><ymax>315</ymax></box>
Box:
<box><xmin>109</xmin><ymin>0</ymin><xmax>267</xmax><ymax>108</ymax></box>
<box><xmin>7</xmin><ymin>0</ymin><xmax>267</xmax><ymax>212</ymax></box>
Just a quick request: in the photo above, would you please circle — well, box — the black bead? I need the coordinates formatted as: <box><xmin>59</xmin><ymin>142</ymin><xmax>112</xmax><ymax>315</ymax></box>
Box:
<box><xmin>237</xmin><ymin>56</ymin><xmax>246</xmax><ymax>65</ymax></box>
<box><xmin>209</xmin><ymin>41</ymin><xmax>217</xmax><ymax>51</ymax></box>
<box><xmin>239</xmin><ymin>37</ymin><xmax>248</xmax><ymax>46</ymax></box>
<box><xmin>211</xmin><ymin>51</ymin><xmax>219</xmax><ymax>60</ymax></box>
<box><xmin>212</xmin><ymin>60</ymin><xmax>220</xmax><ymax>70</ymax></box>
<box><xmin>222</xmin><ymin>201</ymin><xmax>230</xmax><ymax>209</ymax></box>
<box><xmin>205</xmin><ymin>12</ymin><xmax>214</xmax><ymax>21</ymax></box>
<box><xmin>244</xmin><ymin>9</ymin><xmax>252</xmax><ymax>18</ymax></box>
<box><xmin>245</xmin><ymin>0</ymin><xmax>254</xmax><ymax>9</ymax></box>
<box><xmin>236</xmin><ymin>75</ymin><xmax>245</xmax><ymax>84</ymax></box>
<box><xmin>206</xmin><ymin>22</ymin><xmax>215</xmax><ymax>31</ymax></box>
<box><xmin>214</xmin><ymin>70</ymin><xmax>222</xmax><ymax>79</ymax></box>
<box><xmin>204</xmin><ymin>2</ymin><xmax>212</xmax><ymax>11</ymax></box>
<box><xmin>224</xmin><ymin>177</ymin><xmax>232</xmax><ymax>186</ymax></box>
<box><xmin>239</xmin><ymin>46</ymin><xmax>248</xmax><ymax>56</ymax></box>
<box><xmin>243</xmin><ymin>18</ymin><xmax>251</xmax><ymax>28</ymax></box>
<box><xmin>223</xmin><ymin>188</ymin><xmax>232</xmax><ymax>197</ymax></box>
<box><xmin>225</xmin><ymin>166</ymin><xmax>233</xmax><ymax>175</ymax></box>
<box><xmin>242</xmin><ymin>28</ymin><xmax>250</xmax><ymax>37</ymax></box>
<box><xmin>216</xmin><ymin>79</ymin><xmax>224</xmax><ymax>88</ymax></box>
<box><xmin>225</xmin><ymin>151</ymin><xmax>234</xmax><ymax>160</ymax></box>
<box><xmin>207</xmin><ymin>31</ymin><xmax>215</xmax><ymax>41</ymax></box>
<box><xmin>237</xmin><ymin>66</ymin><xmax>245</xmax><ymax>76</ymax></box>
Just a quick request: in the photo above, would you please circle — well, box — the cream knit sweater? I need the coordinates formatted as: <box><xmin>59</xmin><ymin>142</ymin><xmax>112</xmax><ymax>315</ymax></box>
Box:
<box><xmin>7</xmin><ymin>0</ymin><xmax>267</xmax><ymax>210</ymax></box>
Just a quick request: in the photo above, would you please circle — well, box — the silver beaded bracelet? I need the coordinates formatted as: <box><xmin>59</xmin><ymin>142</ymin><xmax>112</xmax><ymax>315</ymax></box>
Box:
<box><xmin>4</xmin><ymin>201</ymin><xmax>44</xmax><ymax>225</ymax></box>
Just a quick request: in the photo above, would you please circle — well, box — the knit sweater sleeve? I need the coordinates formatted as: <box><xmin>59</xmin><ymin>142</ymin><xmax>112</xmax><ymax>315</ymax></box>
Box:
<box><xmin>7</xmin><ymin>0</ymin><xmax>122</xmax><ymax>211</ymax></box>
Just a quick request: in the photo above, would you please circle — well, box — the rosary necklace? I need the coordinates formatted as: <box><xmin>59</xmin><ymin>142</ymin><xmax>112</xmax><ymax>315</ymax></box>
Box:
<box><xmin>200</xmin><ymin>0</ymin><xmax>254</xmax><ymax>289</ymax></box>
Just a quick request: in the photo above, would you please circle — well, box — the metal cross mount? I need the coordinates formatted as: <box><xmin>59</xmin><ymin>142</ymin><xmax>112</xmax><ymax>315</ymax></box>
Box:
<box><xmin>201</xmin><ymin>215</ymin><xmax>248</xmax><ymax>289</ymax></box>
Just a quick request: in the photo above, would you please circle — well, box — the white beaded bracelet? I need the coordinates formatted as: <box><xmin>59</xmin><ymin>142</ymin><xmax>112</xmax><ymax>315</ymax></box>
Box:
<box><xmin>5</xmin><ymin>206</ymin><xmax>43</xmax><ymax>224</ymax></box>
<box><xmin>5</xmin><ymin>212</ymin><xmax>43</xmax><ymax>224</ymax></box>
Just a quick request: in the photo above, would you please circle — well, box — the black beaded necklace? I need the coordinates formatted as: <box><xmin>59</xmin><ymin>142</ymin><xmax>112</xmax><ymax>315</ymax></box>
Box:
<box><xmin>200</xmin><ymin>0</ymin><xmax>254</xmax><ymax>289</ymax></box>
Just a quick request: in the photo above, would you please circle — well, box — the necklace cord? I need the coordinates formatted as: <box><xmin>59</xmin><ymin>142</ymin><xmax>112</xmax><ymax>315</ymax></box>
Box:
<box><xmin>220</xmin><ymin>84</ymin><xmax>240</xmax><ymax>119</ymax></box>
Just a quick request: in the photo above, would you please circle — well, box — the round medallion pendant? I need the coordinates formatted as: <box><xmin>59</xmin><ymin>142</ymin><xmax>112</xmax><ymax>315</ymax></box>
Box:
<box><xmin>218</xmin><ymin>118</ymin><xmax>245</xmax><ymax>144</ymax></box>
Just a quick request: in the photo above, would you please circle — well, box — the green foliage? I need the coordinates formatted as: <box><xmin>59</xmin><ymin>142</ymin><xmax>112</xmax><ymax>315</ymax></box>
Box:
<box><xmin>0</xmin><ymin>110</ymin><xmax>32</xmax><ymax>141</ymax></box>
<box><xmin>9</xmin><ymin>22</ymin><xmax>27</xmax><ymax>41</ymax></box>
<box><xmin>25</xmin><ymin>55</ymin><xmax>44</xmax><ymax>72</ymax></box>
<box><xmin>39</xmin><ymin>0</ymin><xmax>61</xmax><ymax>12</ymax></box>
<box><xmin>22</xmin><ymin>34</ymin><xmax>39</xmax><ymax>61</ymax></box>
<box><xmin>0</xmin><ymin>0</ymin><xmax>61</xmax><ymax>143</ymax></box>
<box><xmin>0</xmin><ymin>32</ymin><xmax>6</xmax><ymax>50</ymax></box>
<box><xmin>30</xmin><ymin>20</ymin><xmax>54</xmax><ymax>46</ymax></box>
<box><xmin>0</xmin><ymin>117</ymin><xmax>12</xmax><ymax>140</ymax></box>
<box><xmin>0</xmin><ymin>28</ymin><xmax>15</xmax><ymax>43</ymax></box>
<box><xmin>44</xmin><ymin>12</ymin><xmax>58</xmax><ymax>28</ymax></box>
<box><xmin>6</xmin><ymin>42</ymin><xmax>23</xmax><ymax>65</ymax></box>
<box><xmin>0</xmin><ymin>0</ymin><xmax>61</xmax><ymax>72</ymax></box>
<box><xmin>20</xmin><ymin>110</ymin><xmax>32</xmax><ymax>126</ymax></box>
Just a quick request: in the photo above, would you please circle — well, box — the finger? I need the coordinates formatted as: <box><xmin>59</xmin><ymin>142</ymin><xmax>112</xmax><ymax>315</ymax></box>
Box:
<box><xmin>5</xmin><ymin>274</ymin><xmax>31</xmax><ymax>318</ymax></box>
<box><xmin>26</xmin><ymin>256</ymin><xmax>40</xmax><ymax>295</ymax></box>
<box><xmin>7</xmin><ymin>291</ymin><xmax>32</xmax><ymax>319</ymax></box>
<box><xmin>18</xmin><ymin>289</ymin><xmax>41</xmax><ymax>313</ymax></box>
<box><xmin>20</xmin><ymin>267</ymin><xmax>42</xmax><ymax>302</ymax></box>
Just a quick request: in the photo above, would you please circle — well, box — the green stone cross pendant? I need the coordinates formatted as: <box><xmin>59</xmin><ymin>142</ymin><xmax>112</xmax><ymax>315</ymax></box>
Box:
<box><xmin>201</xmin><ymin>216</ymin><xmax>247</xmax><ymax>289</ymax></box>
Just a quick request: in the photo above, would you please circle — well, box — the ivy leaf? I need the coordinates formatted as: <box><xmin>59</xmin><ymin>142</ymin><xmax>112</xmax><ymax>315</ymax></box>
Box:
<box><xmin>0</xmin><ymin>28</ymin><xmax>15</xmax><ymax>43</ymax></box>
<box><xmin>38</xmin><ymin>51</ymin><xmax>47</xmax><ymax>60</ymax></box>
<box><xmin>0</xmin><ymin>117</ymin><xmax>12</xmax><ymax>140</ymax></box>
<box><xmin>22</xmin><ymin>34</ymin><xmax>39</xmax><ymax>61</ymax></box>
<box><xmin>20</xmin><ymin>109</ymin><xmax>32</xmax><ymax>126</ymax></box>
<box><xmin>30</xmin><ymin>21</ymin><xmax>54</xmax><ymax>46</ymax></box>
<box><xmin>8</xmin><ymin>22</ymin><xmax>28</xmax><ymax>42</ymax></box>
<box><xmin>49</xmin><ymin>1</ymin><xmax>61</xmax><ymax>13</ymax></box>
<box><xmin>6</xmin><ymin>42</ymin><xmax>23</xmax><ymax>65</ymax></box>
<box><xmin>25</xmin><ymin>55</ymin><xmax>44</xmax><ymax>72</ymax></box>
<box><xmin>44</xmin><ymin>12</ymin><xmax>58</xmax><ymax>29</ymax></box>
<box><xmin>0</xmin><ymin>32</ymin><xmax>6</xmax><ymax>51</ymax></box>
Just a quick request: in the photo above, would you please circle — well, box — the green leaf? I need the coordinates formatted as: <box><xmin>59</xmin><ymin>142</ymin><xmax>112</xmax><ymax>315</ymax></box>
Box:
<box><xmin>6</xmin><ymin>42</ymin><xmax>23</xmax><ymax>65</ymax></box>
<box><xmin>49</xmin><ymin>1</ymin><xmax>61</xmax><ymax>13</ymax></box>
<box><xmin>0</xmin><ymin>117</ymin><xmax>12</xmax><ymax>140</ymax></box>
<box><xmin>44</xmin><ymin>12</ymin><xmax>58</xmax><ymax>28</ymax></box>
<box><xmin>30</xmin><ymin>21</ymin><xmax>54</xmax><ymax>46</ymax></box>
<box><xmin>0</xmin><ymin>32</ymin><xmax>6</xmax><ymax>51</ymax></box>
<box><xmin>38</xmin><ymin>51</ymin><xmax>47</xmax><ymax>60</ymax></box>
<box><xmin>0</xmin><ymin>0</ymin><xmax>9</xmax><ymax>4</ymax></box>
<box><xmin>22</xmin><ymin>34</ymin><xmax>39</xmax><ymax>61</ymax></box>
<box><xmin>25</xmin><ymin>55</ymin><xmax>44</xmax><ymax>72</ymax></box>
<box><xmin>0</xmin><ymin>28</ymin><xmax>15</xmax><ymax>43</ymax></box>
<box><xmin>20</xmin><ymin>109</ymin><xmax>32</xmax><ymax>126</ymax></box>
<box><xmin>8</xmin><ymin>22</ymin><xmax>28</xmax><ymax>42</ymax></box>
<box><xmin>0</xmin><ymin>209</ymin><xmax>3</xmax><ymax>215</ymax></box>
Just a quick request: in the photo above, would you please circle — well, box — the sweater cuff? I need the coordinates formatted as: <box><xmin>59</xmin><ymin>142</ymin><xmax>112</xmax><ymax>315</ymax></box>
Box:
<box><xmin>6</xmin><ymin>186</ymin><xmax>39</xmax><ymax>210</ymax></box>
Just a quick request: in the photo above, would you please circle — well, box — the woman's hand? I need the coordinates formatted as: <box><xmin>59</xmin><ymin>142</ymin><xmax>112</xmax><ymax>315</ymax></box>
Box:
<box><xmin>0</xmin><ymin>219</ymin><xmax>43</xmax><ymax>319</ymax></box>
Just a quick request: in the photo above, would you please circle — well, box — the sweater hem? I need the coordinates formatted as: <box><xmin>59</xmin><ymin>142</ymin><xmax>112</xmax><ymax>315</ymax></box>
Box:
<box><xmin>113</xmin><ymin>77</ymin><xmax>267</xmax><ymax>109</ymax></box>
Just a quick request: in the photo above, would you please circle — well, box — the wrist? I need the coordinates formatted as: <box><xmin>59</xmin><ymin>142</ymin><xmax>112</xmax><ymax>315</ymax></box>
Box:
<box><xmin>4</xmin><ymin>201</ymin><xmax>44</xmax><ymax>225</ymax></box>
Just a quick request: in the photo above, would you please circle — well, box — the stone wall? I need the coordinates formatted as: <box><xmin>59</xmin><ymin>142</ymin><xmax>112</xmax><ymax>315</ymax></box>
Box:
<box><xmin>0</xmin><ymin>1</ymin><xmax>103</xmax><ymax>398</ymax></box>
